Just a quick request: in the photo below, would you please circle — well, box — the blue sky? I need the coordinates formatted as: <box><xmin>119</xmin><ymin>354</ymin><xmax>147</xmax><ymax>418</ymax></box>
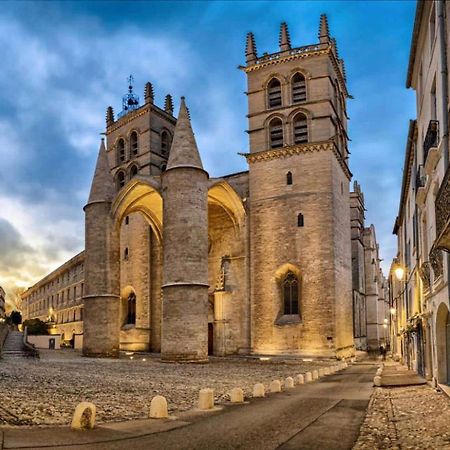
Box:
<box><xmin>0</xmin><ymin>0</ymin><xmax>416</xmax><ymax>305</ymax></box>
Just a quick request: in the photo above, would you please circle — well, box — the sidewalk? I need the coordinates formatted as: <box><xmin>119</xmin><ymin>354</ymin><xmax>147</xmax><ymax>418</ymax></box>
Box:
<box><xmin>380</xmin><ymin>361</ymin><xmax>427</xmax><ymax>387</ymax></box>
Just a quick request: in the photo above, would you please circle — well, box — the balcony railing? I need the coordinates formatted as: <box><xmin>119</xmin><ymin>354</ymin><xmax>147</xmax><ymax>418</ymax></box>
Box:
<box><xmin>423</xmin><ymin>120</ymin><xmax>439</xmax><ymax>164</ymax></box>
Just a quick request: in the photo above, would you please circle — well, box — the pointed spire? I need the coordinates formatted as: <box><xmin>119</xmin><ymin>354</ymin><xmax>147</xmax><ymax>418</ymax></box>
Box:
<box><xmin>87</xmin><ymin>139</ymin><xmax>115</xmax><ymax>204</ymax></box>
<box><xmin>166</xmin><ymin>97</ymin><xmax>204</xmax><ymax>171</ymax></box>
<box><xmin>164</xmin><ymin>94</ymin><xmax>174</xmax><ymax>115</ymax></box>
<box><xmin>319</xmin><ymin>14</ymin><xmax>330</xmax><ymax>43</ymax></box>
<box><xmin>279</xmin><ymin>22</ymin><xmax>291</xmax><ymax>52</ymax></box>
<box><xmin>106</xmin><ymin>106</ymin><xmax>114</xmax><ymax>127</ymax></box>
<box><xmin>144</xmin><ymin>82</ymin><xmax>154</xmax><ymax>104</ymax></box>
<box><xmin>245</xmin><ymin>32</ymin><xmax>257</xmax><ymax>64</ymax></box>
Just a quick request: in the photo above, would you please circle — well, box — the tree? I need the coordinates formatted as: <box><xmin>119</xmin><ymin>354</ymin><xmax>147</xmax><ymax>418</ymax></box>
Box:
<box><xmin>22</xmin><ymin>318</ymin><xmax>48</xmax><ymax>335</ymax></box>
<box><xmin>9</xmin><ymin>310</ymin><xmax>22</xmax><ymax>326</ymax></box>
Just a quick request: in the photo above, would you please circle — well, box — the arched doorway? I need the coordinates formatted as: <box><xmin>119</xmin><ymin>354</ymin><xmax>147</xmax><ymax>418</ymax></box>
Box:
<box><xmin>436</xmin><ymin>302</ymin><xmax>450</xmax><ymax>385</ymax></box>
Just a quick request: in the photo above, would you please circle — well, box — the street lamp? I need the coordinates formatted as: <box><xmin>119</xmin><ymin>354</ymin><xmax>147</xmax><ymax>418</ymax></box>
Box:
<box><xmin>390</xmin><ymin>307</ymin><xmax>397</xmax><ymax>315</ymax></box>
<box><xmin>394</xmin><ymin>265</ymin><xmax>405</xmax><ymax>281</ymax></box>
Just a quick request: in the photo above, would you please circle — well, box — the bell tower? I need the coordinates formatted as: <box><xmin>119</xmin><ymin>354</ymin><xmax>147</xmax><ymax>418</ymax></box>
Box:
<box><xmin>241</xmin><ymin>17</ymin><xmax>354</xmax><ymax>358</ymax></box>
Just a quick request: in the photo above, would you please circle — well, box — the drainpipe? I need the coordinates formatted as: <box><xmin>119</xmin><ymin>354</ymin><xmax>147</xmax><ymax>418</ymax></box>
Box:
<box><xmin>437</xmin><ymin>1</ymin><xmax>450</xmax><ymax>301</ymax></box>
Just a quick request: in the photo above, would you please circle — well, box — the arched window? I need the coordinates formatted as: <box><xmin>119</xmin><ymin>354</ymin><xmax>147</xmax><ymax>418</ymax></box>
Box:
<box><xmin>297</xmin><ymin>213</ymin><xmax>304</xmax><ymax>227</ymax></box>
<box><xmin>117</xmin><ymin>138</ymin><xmax>125</xmax><ymax>163</ymax></box>
<box><xmin>117</xmin><ymin>171</ymin><xmax>125</xmax><ymax>190</ymax></box>
<box><xmin>127</xmin><ymin>293</ymin><xmax>136</xmax><ymax>325</ymax></box>
<box><xmin>267</xmin><ymin>78</ymin><xmax>282</xmax><ymax>108</ymax></box>
<box><xmin>124</xmin><ymin>247</ymin><xmax>129</xmax><ymax>260</ymax></box>
<box><xmin>283</xmin><ymin>272</ymin><xmax>299</xmax><ymax>315</ymax></box>
<box><xmin>293</xmin><ymin>113</ymin><xmax>308</xmax><ymax>144</ymax></box>
<box><xmin>292</xmin><ymin>73</ymin><xmax>306</xmax><ymax>103</ymax></box>
<box><xmin>286</xmin><ymin>171</ymin><xmax>293</xmax><ymax>185</ymax></box>
<box><xmin>130</xmin><ymin>165</ymin><xmax>138</xmax><ymax>178</ymax></box>
<box><xmin>130</xmin><ymin>131</ymin><xmax>138</xmax><ymax>157</ymax></box>
<box><xmin>161</xmin><ymin>131</ymin><xmax>171</xmax><ymax>156</ymax></box>
<box><xmin>269</xmin><ymin>118</ymin><xmax>283</xmax><ymax>148</ymax></box>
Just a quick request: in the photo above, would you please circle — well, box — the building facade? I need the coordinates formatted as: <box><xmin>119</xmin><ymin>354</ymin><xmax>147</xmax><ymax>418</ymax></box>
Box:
<box><xmin>23</xmin><ymin>17</ymin><xmax>359</xmax><ymax>360</ymax></box>
<box><xmin>351</xmin><ymin>182</ymin><xmax>388</xmax><ymax>351</ymax></box>
<box><xmin>391</xmin><ymin>0</ymin><xmax>450</xmax><ymax>386</ymax></box>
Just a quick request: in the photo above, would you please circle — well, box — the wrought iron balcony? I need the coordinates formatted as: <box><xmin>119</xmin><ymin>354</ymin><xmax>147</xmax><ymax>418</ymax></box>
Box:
<box><xmin>423</xmin><ymin>120</ymin><xmax>439</xmax><ymax>164</ymax></box>
<box><xmin>435</xmin><ymin>163</ymin><xmax>450</xmax><ymax>251</ymax></box>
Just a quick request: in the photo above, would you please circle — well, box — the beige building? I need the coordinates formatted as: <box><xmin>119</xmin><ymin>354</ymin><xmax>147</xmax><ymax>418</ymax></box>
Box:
<box><xmin>351</xmin><ymin>182</ymin><xmax>389</xmax><ymax>351</ymax></box>
<box><xmin>391</xmin><ymin>0</ymin><xmax>450</xmax><ymax>386</ymax></box>
<box><xmin>23</xmin><ymin>17</ymin><xmax>360</xmax><ymax>361</ymax></box>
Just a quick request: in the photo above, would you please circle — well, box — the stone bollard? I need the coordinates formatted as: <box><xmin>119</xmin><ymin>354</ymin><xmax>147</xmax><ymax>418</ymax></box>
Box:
<box><xmin>71</xmin><ymin>402</ymin><xmax>96</xmax><ymax>430</ymax></box>
<box><xmin>149</xmin><ymin>395</ymin><xmax>168</xmax><ymax>419</ymax></box>
<box><xmin>285</xmin><ymin>377</ymin><xmax>294</xmax><ymax>389</ymax></box>
<box><xmin>296</xmin><ymin>374</ymin><xmax>305</xmax><ymax>385</ymax></box>
<box><xmin>270</xmin><ymin>380</ymin><xmax>282</xmax><ymax>393</ymax></box>
<box><xmin>198</xmin><ymin>388</ymin><xmax>214</xmax><ymax>410</ymax></box>
<box><xmin>253</xmin><ymin>383</ymin><xmax>265</xmax><ymax>398</ymax></box>
<box><xmin>373</xmin><ymin>376</ymin><xmax>382</xmax><ymax>387</ymax></box>
<box><xmin>312</xmin><ymin>370</ymin><xmax>319</xmax><ymax>380</ymax></box>
<box><xmin>230</xmin><ymin>388</ymin><xmax>244</xmax><ymax>403</ymax></box>
<box><xmin>305</xmin><ymin>372</ymin><xmax>313</xmax><ymax>382</ymax></box>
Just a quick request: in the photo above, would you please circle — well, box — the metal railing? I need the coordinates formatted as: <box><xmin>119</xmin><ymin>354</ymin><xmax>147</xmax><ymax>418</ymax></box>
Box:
<box><xmin>423</xmin><ymin>120</ymin><xmax>439</xmax><ymax>164</ymax></box>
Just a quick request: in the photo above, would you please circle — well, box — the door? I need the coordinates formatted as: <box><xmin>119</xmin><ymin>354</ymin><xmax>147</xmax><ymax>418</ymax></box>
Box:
<box><xmin>208</xmin><ymin>323</ymin><xmax>213</xmax><ymax>356</ymax></box>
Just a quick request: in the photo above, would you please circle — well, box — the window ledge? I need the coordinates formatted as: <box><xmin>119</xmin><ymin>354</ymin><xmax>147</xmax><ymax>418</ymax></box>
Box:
<box><xmin>121</xmin><ymin>324</ymin><xmax>136</xmax><ymax>331</ymax></box>
<box><xmin>275</xmin><ymin>315</ymin><xmax>301</xmax><ymax>326</ymax></box>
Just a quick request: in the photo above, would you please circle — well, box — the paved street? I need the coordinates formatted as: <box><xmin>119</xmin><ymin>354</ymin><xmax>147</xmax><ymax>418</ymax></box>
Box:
<box><xmin>0</xmin><ymin>363</ymin><xmax>377</xmax><ymax>450</ymax></box>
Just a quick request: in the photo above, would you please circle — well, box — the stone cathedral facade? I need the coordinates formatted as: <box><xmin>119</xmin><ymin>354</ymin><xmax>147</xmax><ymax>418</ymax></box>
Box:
<box><xmin>23</xmin><ymin>17</ymin><xmax>357</xmax><ymax>361</ymax></box>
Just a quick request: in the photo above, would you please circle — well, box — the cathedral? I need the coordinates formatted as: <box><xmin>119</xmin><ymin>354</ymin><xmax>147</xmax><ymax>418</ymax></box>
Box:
<box><xmin>23</xmin><ymin>16</ymin><xmax>357</xmax><ymax>361</ymax></box>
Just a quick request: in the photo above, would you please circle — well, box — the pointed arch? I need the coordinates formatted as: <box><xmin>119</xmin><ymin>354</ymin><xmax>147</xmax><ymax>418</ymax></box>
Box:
<box><xmin>267</xmin><ymin>77</ymin><xmax>282</xmax><ymax>108</ymax></box>
<box><xmin>291</xmin><ymin>72</ymin><xmax>307</xmax><ymax>103</ymax></box>
<box><xmin>116</xmin><ymin>138</ymin><xmax>126</xmax><ymax>164</ymax></box>
<box><xmin>130</xmin><ymin>131</ymin><xmax>139</xmax><ymax>157</ymax></box>
<box><xmin>293</xmin><ymin>112</ymin><xmax>308</xmax><ymax>144</ymax></box>
<box><xmin>161</xmin><ymin>129</ymin><xmax>172</xmax><ymax>156</ymax></box>
<box><xmin>269</xmin><ymin>117</ymin><xmax>284</xmax><ymax>148</ymax></box>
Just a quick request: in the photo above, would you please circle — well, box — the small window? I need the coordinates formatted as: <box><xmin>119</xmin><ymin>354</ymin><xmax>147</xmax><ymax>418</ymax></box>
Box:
<box><xmin>293</xmin><ymin>113</ymin><xmax>308</xmax><ymax>144</ymax></box>
<box><xmin>127</xmin><ymin>293</ymin><xmax>136</xmax><ymax>325</ymax></box>
<box><xmin>268</xmin><ymin>78</ymin><xmax>282</xmax><ymax>108</ymax></box>
<box><xmin>117</xmin><ymin>171</ymin><xmax>125</xmax><ymax>189</ymax></box>
<box><xmin>283</xmin><ymin>272</ymin><xmax>299</xmax><ymax>315</ymax></box>
<box><xmin>269</xmin><ymin>118</ymin><xmax>283</xmax><ymax>148</ymax></box>
<box><xmin>286</xmin><ymin>171</ymin><xmax>293</xmax><ymax>185</ymax></box>
<box><xmin>292</xmin><ymin>73</ymin><xmax>306</xmax><ymax>103</ymax></box>
<box><xmin>124</xmin><ymin>247</ymin><xmax>129</xmax><ymax>260</ymax></box>
<box><xmin>130</xmin><ymin>131</ymin><xmax>138</xmax><ymax>157</ymax></box>
<box><xmin>117</xmin><ymin>139</ymin><xmax>125</xmax><ymax>163</ymax></box>
<box><xmin>125</xmin><ymin>216</ymin><xmax>129</xmax><ymax>225</ymax></box>
<box><xmin>161</xmin><ymin>131</ymin><xmax>171</xmax><ymax>156</ymax></box>
<box><xmin>130</xmin><ymin>165</ymin><xmax>138</xmax><ymax>178</ymax></box>
<box><xmin>297</xmin><ymin>213</ymin><xmax>304</xmax><ymax>227</ymax></box>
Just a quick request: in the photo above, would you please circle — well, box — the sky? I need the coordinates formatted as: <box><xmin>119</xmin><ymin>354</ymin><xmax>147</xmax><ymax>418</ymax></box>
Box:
<box><xmin>0</xmin><ymin>0</ymin><xmax>417</xmax><ymax>307</ymax></box>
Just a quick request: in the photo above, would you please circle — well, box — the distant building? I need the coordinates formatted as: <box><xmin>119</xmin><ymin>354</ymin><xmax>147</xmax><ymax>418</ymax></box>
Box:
<box><xmin>351</xmin><ymin>182</ymin><xmax>388</xmax><ymax>351</ymax></box>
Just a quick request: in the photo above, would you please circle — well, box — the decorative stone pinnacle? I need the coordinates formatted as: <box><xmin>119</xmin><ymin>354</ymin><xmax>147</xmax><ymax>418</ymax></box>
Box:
<box><xmin>319</xmin><ymin>14</ymin><xmax>330</xmax><ymax>43</ymax></box>
<box><xmin>164</xmin><ymin>94</ymin><xmax>174</xmax><ymax>115</ymax></box>
<box><xmin>279</xmin><ymin>22</ymin><xmax>291</xmax><ymax>52</ymax></box>
<box><xmin>246</xmin><ymin>32</ymin><xmax>257</xmax><ymax>64</ymax></box>
<box><xmin>106</xmin><ymin>106</ymin><xmax>114</xmax><ymax>127</ymax></box>
<box><xmin>144</xmin><ymin>82</ymin><xmax>154</xmax><ymax>104</ymax></box>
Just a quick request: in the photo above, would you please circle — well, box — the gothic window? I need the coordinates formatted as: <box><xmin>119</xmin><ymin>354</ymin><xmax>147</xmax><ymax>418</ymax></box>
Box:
<box><xmin>125</xmin><ymin>216</ymin><xmax>129</xmax><ymax>225</ymax></box>
<box><xmin>117</xmin><ymin>138</ymin><xmax>126</xmax><ymax>163</ymax></box>
<box><xmin>117</xmin><ymin>171</ymin><xmax>125</xmax><ymax>190</ymax></box>
<box><xmin>130</xmin><ymin>165</ymin><xmax>138</xmax><ymax>178</ymax></box>
<box><xmin>283</xmin><ymin>272</ymin><xmax>299</xmax><ymax>315</ymax></box>
<box><xmin>130</xmin><ymin>131</ymin><xmax>138</xmax><ymax>157</ymax></box>
<box><xmin>267</xmin><ymin>78</ymin><xmax>282</xmax><ymax>108</ymax></box>
<box><xmin>124</xmin><ymin>247</ymin><xmax>129</xmax><ymax>260</ymax></box>
<box><xmin>293</xmin><ymin>113</ymin><xmax>308</xmax><ymax>144</ymax></box>
<box><xmin>297</xmin><ymin>213</ymin><xmax>304</xmax><ymax>227</ymax></box>
<box><xmin>161</xmin><ymin>131</ymin><xmax>172</xmax><ymax>156</ymax></box>
<box><xmin>126</xmin><ymin>293</ymin><xmax>136</xmax><ymax>325</ymax></box>
<box><xmin>292</xmin><ymin>73</ymin><xmax>306</xmax><ymax>103</ymax></box>
<box><xmin>286</xmin><ymin>171</ymin><xmax>293</xmax><ymax>185</ymax></box>
<box><xmin>269</xmin><ymin>118</ymin><xmax>283</xmax><ymax>148</ymax></box>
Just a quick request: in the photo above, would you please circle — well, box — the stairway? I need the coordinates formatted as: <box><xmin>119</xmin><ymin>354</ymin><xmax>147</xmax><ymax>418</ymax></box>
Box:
<box><xmin>2</xmin><ymin>330</ymin><xmax>28</xmax><ymax>358</ymax></box>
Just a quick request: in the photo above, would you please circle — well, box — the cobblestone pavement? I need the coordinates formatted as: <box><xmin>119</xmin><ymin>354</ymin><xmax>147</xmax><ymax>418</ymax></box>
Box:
<box><xmin>353</xmin><ymin>385</ymin><xmax>450</xmax><ymax>450</ymax></box>
<box><xmin>0</xmin><ymin>350</ymin><xmax>331</xmax><ymax>427</ymax></box>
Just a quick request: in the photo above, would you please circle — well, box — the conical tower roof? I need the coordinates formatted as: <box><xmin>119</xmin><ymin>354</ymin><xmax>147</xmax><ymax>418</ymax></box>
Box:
<box><xmin>87</xmin><ymin>139</ymin><xmax>115</xmax><ymax>204</ymax></box>
<box><xmin>166</xmin><ymin>97</ymin><xmax>204</xmax><ymax>171</ymax></box>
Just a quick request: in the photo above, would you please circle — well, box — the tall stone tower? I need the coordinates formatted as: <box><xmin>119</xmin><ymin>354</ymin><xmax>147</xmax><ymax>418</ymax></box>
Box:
<box><xmin>161</xmin><ymin>98</ymin><xmax>209</xmax><ymax>362</ymax></box>
<box><xmin>242</xmin><ymin>17</ymin><xmax>354</xmax><ymax>357</ymax></box>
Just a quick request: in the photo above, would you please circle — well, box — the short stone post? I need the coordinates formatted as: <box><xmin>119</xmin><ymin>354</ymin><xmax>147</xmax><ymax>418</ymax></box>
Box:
<box><xmin>270</xmin><ymin>380</ymin><xmax>282</xmax><ymax>393</ymax></box>
<box><xmin>71</xmin><ymin>402</ymin><xmax>96</xmax><ymax>430</ymax></box>
<box><xmin>312</xmin><ymin>370</ymin><xmax>319</xmax><ymax>380</ymax></box>
<box><xmin>373</xmin><ymin>376</ymin><xmax>381</xmax><ymax>387</ymax></box>
<box><xmin>230</xmin><ymin>388</ymin><xmax>244</xmax><ymax>403</ymax></box>
<box><xmin>198</xmin><ymin>388</ymin><xmax>214</xmax><ymax>410</ymax></box>
<box><xmin>253</xmin><ymin>383</ymin><xmax>265</xmax><ymax>398</ymax></box>
<box><xmin>296</xmin><ymin>374</ymin><xmax>305</xmax><ymax>385</ymax></box>
<box><xmin>305</xmin><ymin>372</ymin><xmax>313</xmax><ymax>382</ymax></box>
<box><xmin>149</xmin><ymin>395</ymin><xmax>169</xmax><ymax>419</ymax></box>
<box><xmin>285</xmin><ymin>377</ymin><xmax>294</xmax><ymax>389</ymax></box>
